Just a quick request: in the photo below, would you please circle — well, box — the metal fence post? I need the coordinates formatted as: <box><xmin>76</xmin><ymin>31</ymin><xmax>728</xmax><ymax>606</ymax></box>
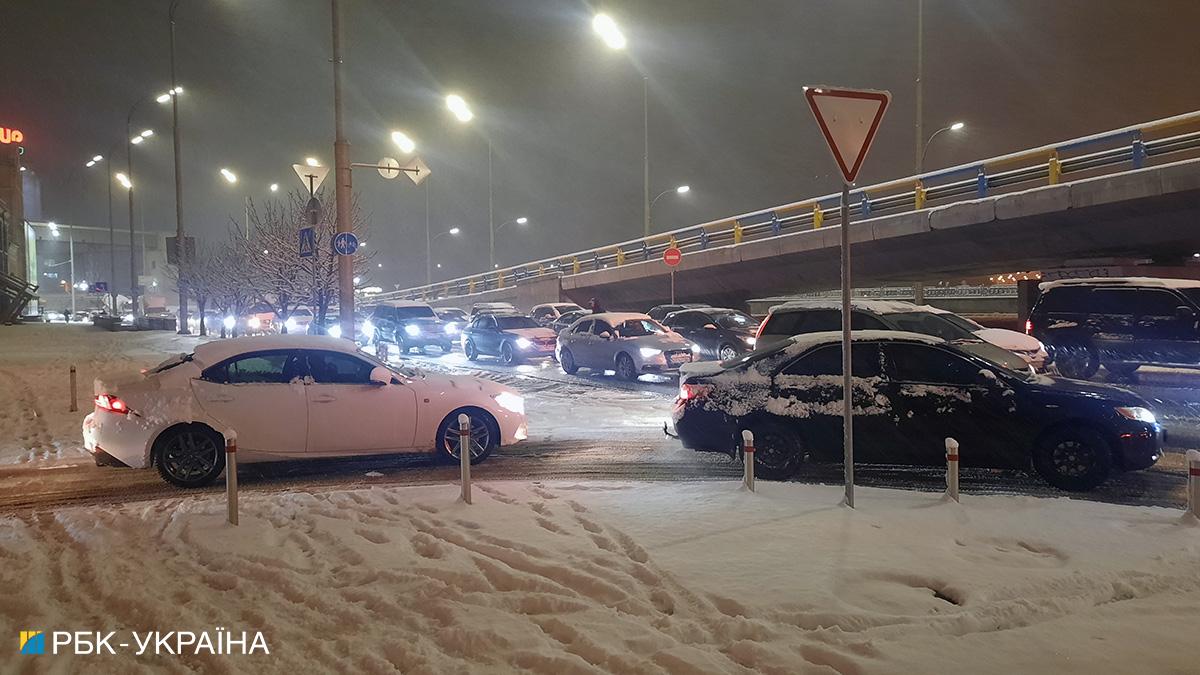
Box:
<box><xmin>1188</xmin><ymin>450</ymin><xmax>1200</xmax><ymax>519</ymax></box>
<box><xmin>945</xmin><ymin>437</ymin><xmax>960</xmax><ymax>503</ymax></box>
<box><xmin>225</xmin><ymin>431</ymin><xmax>239</xmax><ymax>526</ymax></box>
<box><xmin>459</xmin><ymin>413</ymin><xmax>472</xmax><ymax>505</ymax></box>
<box><xmin>69</xmin><ymin>365</ymin><xmax>78</xmax><ymax>412</ymax></box>
<box><xmin>742</xmin><ymin>429</ymin><xmax>755</xmax><ymax>492</ymax></box>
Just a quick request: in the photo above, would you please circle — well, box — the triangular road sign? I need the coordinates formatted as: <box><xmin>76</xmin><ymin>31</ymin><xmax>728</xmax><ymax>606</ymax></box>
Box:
<box><xmin>404</xmin><ymin>156</ymin><xmax>431</xmax><ymax>186</ymax></box>
<box><xmin>804</xmin><ymin>86</ymin><xmax>890</xmax><ymax>184</ymax></box>
<box><xmin>292</xmin><ymin>164</ymin><xmax>330</xmax><ymax>195</ymax></box>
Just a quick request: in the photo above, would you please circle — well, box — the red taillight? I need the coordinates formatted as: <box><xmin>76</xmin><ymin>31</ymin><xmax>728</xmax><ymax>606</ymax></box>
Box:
<box><xmin>95</xmin><ymin>394</ymin><xmax>130</xmax><ymax>414</ymax></box>
<box><xmin>755</xmin><ymin>314</ymin><xmax>769</xmax><ymax>340</ymax></box>
<box><xmin>1024</xmin><ymin>319</ymin><xmax>1033</xmax><ymax>335</ymax></box>
<box><xmin>679</xmin><ymin>383</ymin><xmax>711</xmax><ymax>401</ymax></box>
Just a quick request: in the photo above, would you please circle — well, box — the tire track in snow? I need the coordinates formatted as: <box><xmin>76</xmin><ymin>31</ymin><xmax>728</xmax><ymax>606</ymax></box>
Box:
<box><xmin>0</xmin><ymin>367</ymin><xmax>55</xmax><ymax>462</ymax></box>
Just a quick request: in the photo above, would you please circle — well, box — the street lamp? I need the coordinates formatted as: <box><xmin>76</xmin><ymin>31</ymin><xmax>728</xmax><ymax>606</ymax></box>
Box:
<box><xmin>269</xmin><ymin>183</ymin><xmax>279</xmax><ymax>192</ymax></box>
<box><xmin>920</xmin><ymin>121</ymin><xmax>965</xmax><ymax>171</ymax></box>
<box><xmin>305</xmin><ymin>157</ymin><xmax>321</xmax><ymax>167</ymax></box>
<box><xmin>648</xmin><ymin>185</ymin><xmax>691</xmax><ymax>232</ymax></box>
<box><xmin>445</xmin><ymin>94</ymin><xmax>474</xmax><ymax>122</ymax></box>
<box><xmin>445</xmin><ymin>93</ymin><xmax>503</xmax><ymax>271</ymax></box>
<box><xmin>124</xmin><ymin>92</ymin><xmax>157</xmax><ymax>318</ymax></box>
<box><xmin>592</xmin><ymin>13</ymin><xmax>627</xmax><ymax>49</ymax></box>
<box><xmin>391</xmin><ymin>131</ymin><xmax>416</xmax><ymax>154</ymax></box>
<box><xmin>427</xmin><ymin>227</ymin><xmax>461</xmax><ymax>284</ymax></box>
<box><xmin>592</xmin><ymin>12</ymin><xmax>650</xmax><ymax>238</ymax></box>
<box><xmin>494</xmin><ymin>216</ymin><xmax>529</xmax><ymax>262</ymax></box>
<box><xmin>219</xmin><ymin>168</ymin><xmax>257</xmax><ymax>237</ymax></box>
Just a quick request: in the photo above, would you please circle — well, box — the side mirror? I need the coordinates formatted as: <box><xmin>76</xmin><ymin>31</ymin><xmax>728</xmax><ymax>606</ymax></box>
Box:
<box><xmin>975</xmin><ymin>368</ymin><xmax>1000</xmax><ymax>387</ymax></box>
<box><xmin>702</xmin><ymin>323</ymin><xmax>719</xmax><ymax>330</ymax></box>
<box><xmin>1176</xmin><ymin>306</ymin><xmax>1195</xmax><ymax>320</ymax></box>
<box><xmin>369</xmin><ymin>366</ymin><xmax>392</xmax><ymax>386</ymax></box>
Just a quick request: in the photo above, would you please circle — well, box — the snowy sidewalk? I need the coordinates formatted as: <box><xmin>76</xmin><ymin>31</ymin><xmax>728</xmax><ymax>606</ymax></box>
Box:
<box><xmin>3</xmin><ymin>480</ymin><xmax>1198</xmax><ymax>673</ymax></box>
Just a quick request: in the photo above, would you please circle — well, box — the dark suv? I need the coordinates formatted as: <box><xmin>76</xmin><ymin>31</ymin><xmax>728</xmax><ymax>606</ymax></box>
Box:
<box><xmin>1028</xmin><ymin>277</ymin><xmax>1200</xmax><ymax>380</ymax></box>
<box><xmin>371</xmin><ymin>301</ymin><xmax>453</xmax><ymax>356</ymax></box>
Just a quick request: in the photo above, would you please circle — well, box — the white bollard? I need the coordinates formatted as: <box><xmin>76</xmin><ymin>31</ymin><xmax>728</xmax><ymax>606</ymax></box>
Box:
<box><xmin>69</xmin><ymin>365</ymin><xmax>77</xmax><ymax>412</ymax></box>
<box><xmin>458</xmin><ymin>413</ymin><xmax>472</xmax><ymax>505</ymax></box>
<box><xmin>945</xmin><ymin>437</ymin><xmax>960</xmax><ymax>503</ymax></box>
<box><xmin>742</xmin><ymin>429</ymin><xmax>755</xmax><ymax>492</ymax></box>
<box><xmin>1188</xmin><ymin>450</ymin><xmax>1200</xmax><ymax>520</ymax></box>
<box><xmin>225</xmin><ymin>431</ymin><xmax>239</xmax><ymax>526</ymax></box>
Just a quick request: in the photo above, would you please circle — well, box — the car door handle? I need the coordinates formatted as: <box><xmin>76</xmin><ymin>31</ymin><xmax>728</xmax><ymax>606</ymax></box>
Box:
<box><xmin>310</xmin><ymin>394</ymin><xmax>337</xmax><ymax>403</ymax></box>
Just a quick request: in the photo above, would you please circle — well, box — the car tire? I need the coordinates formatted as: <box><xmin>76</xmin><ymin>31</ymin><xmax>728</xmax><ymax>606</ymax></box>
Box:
<box><xmin>1055</xmin><ymin>342</ymin><xmax>1100</xmax><ymax>380</ymax></box>
<box><xmin>435</xmin><ymin>408</ymin><xmax>497</xmax><ymax>465</ymax></box>
<box><xmin>1106</xmin><ymin>362</ymin><xmax>1141</xmax><ymax>378</ymax></box>
<box><xmin>500</xmin><ymin>342</ymin><xmax>518</xmax><ymax>366</ymax></box>
<box><xmin>1032</xmin><ymin>425</ymin><xmax>1113</xmax><ymax>492</ymax></box>
<box><xmin>465</xmin><ymin>339</ymin><xmax>479</xmax><ymax>361</ymax></box>
<box><xmin>153</xmin><ymin>424</ymin><xmax>226</xmax><ymax>488</ymax></box>
<box><xmin>718</xmin><ymin>344</ymin><xmax>738</xmax><ymax>362</ymax></box>
<box><xmin>440</xmin><ymin>340</ymin><xmax>454</xmax><ymax>353</ymax></box>
<box><xmin>742</xmin><ymin>421</ymin><xmax>803</xmax><ymax>480</ymax></box>
<box><xmin>560</xmin><ymin>348</ymin><xmax>579</xmax><ymax>374</ymax></box>
<box><xmin>615</xmin><ymin>353</ymin><xmax>637</xmax><ymax>381</ymax></box>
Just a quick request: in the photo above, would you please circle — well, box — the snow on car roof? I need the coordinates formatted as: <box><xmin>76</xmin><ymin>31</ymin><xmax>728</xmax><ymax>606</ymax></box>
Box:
<box><xmin>589</xmin><ymin>312</ymin><xmax>653</xmax><ymax>323</ymax></box>
<box><xmin>781</xmin><ymin>329</ymin><xmax>944</xmax><ymax>351</ymax></box>
<box><xmin>192</xmin><ymin>335</ymin><xmax>360</xmax><ymax>367</ymax></box>
<box><xmin>768</xmin><ymin>299</ymin><xmax>926</xmax><ymax>315</ymax></box>
<box><xmin>1038</xmin><ymin>276</ymin><xmax>1200</xmax><ymax>291</ymax></box>
<box><xmin>378</xmin><ymin>300</ymin><xmax>434</xmax><ymax>307</ymax></box>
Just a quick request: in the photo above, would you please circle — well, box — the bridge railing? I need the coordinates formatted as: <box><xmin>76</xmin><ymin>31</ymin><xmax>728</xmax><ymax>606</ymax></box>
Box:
<box><xmin>380</xmin><ymin>110</ymin><xmax>1200</xmax><ymax>305</ymax></box>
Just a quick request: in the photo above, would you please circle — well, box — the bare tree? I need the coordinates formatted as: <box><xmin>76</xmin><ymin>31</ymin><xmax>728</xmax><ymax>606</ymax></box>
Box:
<box><xmin>167</xmin><ymin>241</ymin><xmax>220</xmax><ymax>336</ymax></box>
<box><xmin>207</xmin><ymin>227</ymin><xmax>257</xmax><ymax>338</ymax></box>
<box><xmin>245</xmin><ymin>198</ymin><xmax>306</xmax><ymax>333</ymax></box>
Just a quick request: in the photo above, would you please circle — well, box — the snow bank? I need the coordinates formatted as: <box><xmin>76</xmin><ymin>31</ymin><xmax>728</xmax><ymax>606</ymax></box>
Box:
<box><xmin>4</xmin><ymin>480</ymin><xmax>1198</xmax><ymax>673</ymax></box>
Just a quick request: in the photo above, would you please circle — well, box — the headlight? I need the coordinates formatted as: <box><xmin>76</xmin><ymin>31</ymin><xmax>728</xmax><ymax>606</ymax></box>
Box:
<box><xmin>222</xmin><ymin>316</ymin><xmax>235</xmax><ymax>330</ymax></box>
<box><xmin>639</xmin><ymin>347</ymin><xmax>663</xmax><ymax>358</ymax></box>
<box><xmin>494</xmin><ymin>391</ymin><xmax>525</xmax><ymax>415</ymax></box>
<box><xmin>327</xmin><ymin>324</ymin><xmax>342</xmax><ymax>338</ymax></box>
<box><xmin>1116</xmin><ymin>406</ymin><xmax>1156</xmax><ymax>424</ymax></box>
<box><xmin>445</xmin><ymin>322</ymin><xmax>460</xmax><ymax>335</ymax></box>
<box><xmin>285</xmin><ymin>317</ymin><xmax>298</xmax><ymax>332</ymax></box>
<box><xmin>362</xmin><ymin>320</ymin><xmax>375</xmax><ymax>335</ymax></box>
<box><xmin>690</xmin><ymin>343</ymin><xmax>702</xmax><ymax>354</ymax></box>
<box><xmin>248</xmin><ymin>317</ymin><xmax>261</xmax><ymax>330</ymax></box>
<box><xmin>515</xmin><ymin>337</ymin><xmax>533</xmax><ymax>349</ymax></box>
<box><xmin>404</xmin><ymin>324</ymin><xmax>421</xmax><ymax>337</ymax></box>
<box><xmin>744</xmin><ymin>336</ymin><xmax>757</xmax><ymax>347</ymax></box>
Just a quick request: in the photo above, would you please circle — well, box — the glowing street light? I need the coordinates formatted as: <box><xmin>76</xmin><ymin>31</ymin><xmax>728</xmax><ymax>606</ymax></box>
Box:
<box><xmin>305</xmin><ymin>157</ymin><xmax>321</xmax><ymax>167</ymax></box>
<box><xmin>516</xmin><ymin>217</ymin><xmax>528</xmax><ymax>224</ymax></box>
<box><xmin>448</xmin><ymin>227</ymin><xmax>461</xmax><ymax>235</ymax></box>
<box><xmin>920</xmin><ymin>121</ymin><xmax>967</xmax><ymax>171</ymax></box>
<box><xmin>676</xmin><ymin>185</ymin><xmax>690</xmax><ymax>194</ymax></box>
<box><xmin>950</xmin><ymin>121</ymin><xmax>965</xmax><ymax>131</ymax></box>
<box><xmin>115</xmin><ymin>173</ymin><xmax>132</xmax><ymax>190</ymax></box>
<box><xmin>269</xmin><ymin>183</ymin><xmax>279</xmax><ymax>192</ymax></box>
<box><xmin>220</xmin><ymin>168</ymin><xmax>238</xmax><ymax>184</ymax></box>
<box><xmin>592</xmin><ymin>13</ymin><xmax>627</xmax><ymax>50</ymax></box>
<box><xmin>391</xmin><ymin>130</ymin><xmax>416</xmax><ymax>154</ymax></box>
<box><xmin>445</xmin><ymin>94</ymin><xmax>474</xmax><ymax>123</ymax></box>
<box><xmin>649</xmin><ymin>184</ymin><xmax>692</xmax><ymax>232</ymax></box>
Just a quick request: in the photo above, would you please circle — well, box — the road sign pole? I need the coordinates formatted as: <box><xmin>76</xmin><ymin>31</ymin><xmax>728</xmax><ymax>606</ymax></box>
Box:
<box><xmin>670</xmin><ymin>269</ymin><xmax>675</xmax><ymax>304</ymax></box>
<box><xmin>840</xmin><ymin>181</ymin><xmax>854</xmax><ymax>508</ymax></box>
<box><xmin>331</xmin><ymin>0</ymin><xmax>355</xmax><ymax>342</ymax></box>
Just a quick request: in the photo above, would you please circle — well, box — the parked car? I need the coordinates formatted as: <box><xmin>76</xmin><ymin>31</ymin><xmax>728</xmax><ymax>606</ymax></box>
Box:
<box><xmin>549</xmin><ymin>309</ymin><xmax>589</xmax><ymax>333</ymax></box>
<box><xmin>434</xmin><ymin>307</ymin><xmax>469</xmax><ymax>342</ymax></box>
<box><xmin>282</xmin><ymin>308</ymin><xmax>314</xmax><ymax>334</ymax></box>
<box><xmin>647</xmin><ymin>303</ymin><xmax>710</xmax><ymax>322</ymax></box>
<box><xmin>673</xmin><ymin>331</ymin><xmax>1161</xmax><ymax>491</ymax></box>
<box><xmin>242</xmin><ymin>302</ymin><xmax>277</xmax><ymax>335</ymax></box>
<box><xmin>924</xmin><ymin>307</ymin><xmax>1048</xmax><ymax>370</ymax></box>
<box><xmin>461</xmin><ymin>313</ymin><xmax>558</xmax><ymax>364</ymax></box>
<box><xmin>663</xmin><ymin>307</ymin><xmax>760</xmax><ymax>361</ymax></box>
<box><xmin>530</xmin><ymin>302</ymin><xmax>585</xmax><ymax>326</ymax></box>
<box><xmin>556</xmin><ymin>312</ymin><xmax>697</xmax><ymax>380</ymax></box>
<box><xmin>759</xmin><ymin>299</ymin><xmax>984</xmax><ymax>344</ymax></box>
<box><xmin>187</xmin><ymin>310</ymin><xmax>224</xmax><ymax>334</ymax></box>
<box><xmin>82</xmin><ymin>335</ymin><xmax>527</xmax><ymax>487</ymax></box>
<box><xmin>371</xmin><ymin>300</ymin><xmax>453</xmax><ymax>355</ymax></box>
<box><xmin>471</xmin><ymin>302</ymin><xmax>518</xmax><ymax>316</ymax></box>
<box><xmin>1029</xmin><ymin>277</ymin><xmax>1200</xmax><ymax>380</ymax></box>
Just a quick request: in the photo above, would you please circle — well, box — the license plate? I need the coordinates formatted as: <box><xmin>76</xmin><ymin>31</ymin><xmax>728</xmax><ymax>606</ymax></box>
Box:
<box><xmin>668</xmin><ymin>353</ymin><xmax>690</xmax><ymax>365</ymax></box>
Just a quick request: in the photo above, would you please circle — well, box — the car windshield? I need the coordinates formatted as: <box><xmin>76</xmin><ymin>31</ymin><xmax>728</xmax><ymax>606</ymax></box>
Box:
<box><xmin>394</xmin><ymin>306</ymin><xmax>437</xmax><ymax>320</ymax></box>
<box><xmin>617</xmin><ymin>319</ymin><xmax>665</xmax><ymax>337</ymax></box>
<box><xmin>719</xmin><ymin>338</ymin><xmax>794</xmax><ymax>370</ymax></box>
<box><xmin>1177</xmin><ymin>288</ymin><xmax>1200</xmax><ymax>307</ymax></box>
<box><xmin>358</xmin><ymin>348</ymin><xmax>421</xmax><ymax>379</ymax></box>
<box><xmin>438</xmin><ymin>309</ymin><xmax>468</xmax><ymax>321</ymax></box>
<box><xmin>957</xmin><ymin>341</ymin><xmax>1036</xmax><ymax>380</ymax></box>
<box><xmin>292</xmin><ymin>309</ymin><xmax>313</xmax><ymax>318</ymax></box>
<box><xmin>934</xmin><ymin>312</ymin><xmax>983</xmax><ymax>333</ymax></box>
<box><xmin>713</xmin><ymin>311</ymin><xmax>757</xmax><ymax>331</ymax></box>
<box><xmin>885</xmin><ymin>311</ymin><xmax>978</xmax><ymax>341</ymax></box>
<box><xmin>496</xmin><ymin>315</ymin><xmax>540</xmax><ymax>329</ymax></box>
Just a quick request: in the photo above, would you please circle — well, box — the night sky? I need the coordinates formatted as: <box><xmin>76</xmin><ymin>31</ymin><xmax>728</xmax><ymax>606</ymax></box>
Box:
<box><xmin>4</xmin><ymin>0</ymin><xmax>1198</xmax><ymax>289</ymax></box>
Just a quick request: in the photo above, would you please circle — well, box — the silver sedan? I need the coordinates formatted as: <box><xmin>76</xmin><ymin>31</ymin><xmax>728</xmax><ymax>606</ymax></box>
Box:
<box><xmin>556</xmin><ymin>312</ymin><xmax>697</xmax><ymax>380</ymax></box>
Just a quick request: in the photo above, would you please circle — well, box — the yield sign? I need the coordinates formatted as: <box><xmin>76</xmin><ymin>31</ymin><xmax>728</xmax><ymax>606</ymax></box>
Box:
<box><xmin>403</xmin><ymin>156</ymin><xmax>431</xmax><ymax>186</ymax></box>
<box><xmin>803</xmin><ymin>86</ymin><xmax>890</xmax><ymax>184</ymax></box>
<box><xmin>292</xmin><ymin>164</ymin><xmax>330</xmax><ymax>195</ymax></box>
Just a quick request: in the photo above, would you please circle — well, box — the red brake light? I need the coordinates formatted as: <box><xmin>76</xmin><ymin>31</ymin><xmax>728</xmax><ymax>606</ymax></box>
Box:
<box><xmin>1024</xmin><ymin>319</ymin><xmax>1033</xmax><ymax>335</ymax></box>
<box><xmin>755</xmin><ymin>314</ymin><xmax>769</xmax><ymax>340</ymax></box>
<box><xmin>95</xmin><ymin>394</ymin><xmax>130</xmax><ymax>414</ymax></box>
<box><xmin>679</xmin><ymin>383</ymin><xmax>712</xmax><ymax>401</ymax></box>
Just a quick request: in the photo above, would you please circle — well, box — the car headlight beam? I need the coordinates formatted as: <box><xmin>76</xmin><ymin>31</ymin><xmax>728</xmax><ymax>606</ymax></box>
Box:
<box><xmin>404</xmin><ymin>324</ymin><xmax>421</xmax><ymax>337</ymax></box>
<box><xmin>515</xmin><ymin>337</ymin><xmax>533</xmax><ymax>350</ymax></box>
<box><xmin>1116</xmin><ymin>406</ymin><xmax>1157</xmax><ymax>424</ymax></box>
<box><xmin>639</xmin><ymin>347</ymin><xmax>663</xmax><ymax>358</ymax></box>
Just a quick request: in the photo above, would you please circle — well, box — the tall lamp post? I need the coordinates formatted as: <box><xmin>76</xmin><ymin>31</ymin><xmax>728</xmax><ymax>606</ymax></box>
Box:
<box><xmin>920</xmin><ymin>121</ymin><xmax>965</xmax><ymax>172</ymax></box>
<box><xmin>592</xmin><ymin>13</ymin><xmax>650</xmax><ymax>239</ymax></box>
<box><xmin>429</xmin><ymin>227</ymin><xmax>461</xmax><ymax>282</ymax></box>
<box><xmin>84</xmin><ymin>152</ymin><xmax>118</xmax><ymax>313</ymax></box>
<box><xmin>444</xmin><ymin>94</ymin><xmax>503</xmax><ymax>271</ymax></box>
<box><xmin>124</xmin><ymin>114</ymin><xmax>154</xmax><ymax>318</ymax></box>
<box><xmin>648</xmin><ymin>184</ymin><xmax>689</xmax><ymax>233</ymax></box>
<box><xmin>165</xmin><ymin>0</ymin><xmax>188</xmax><ymax>333</ymax></box>
<box><xmin>491</xmin><ymin>216</ymin><xmax>527</xmax><ymax>270</ymax></box>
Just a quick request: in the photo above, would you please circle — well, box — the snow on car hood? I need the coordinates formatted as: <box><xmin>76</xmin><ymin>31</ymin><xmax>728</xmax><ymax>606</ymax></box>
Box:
<box><xmin>974</xmin><ymin>328</ymin><xmax>1042</xmax><ymax>352</ymax></box>
<box><xmin>502</xmin><ymin>327</ymin><xmax>557</xmax><ymax>340</ymax></box>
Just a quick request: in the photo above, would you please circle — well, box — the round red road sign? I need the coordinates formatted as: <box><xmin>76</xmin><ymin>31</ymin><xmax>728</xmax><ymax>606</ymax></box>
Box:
<box><xmin>663</xmin><ymin>247</ymin><xmax>682</xmax><ymax>267</ymax></box>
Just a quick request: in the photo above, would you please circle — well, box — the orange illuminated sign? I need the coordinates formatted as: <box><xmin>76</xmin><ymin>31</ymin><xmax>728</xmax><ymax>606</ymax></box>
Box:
<box><xmin>0</xmin><ymin>127</ymin><xmax>25</xmax><ymax>144</ymax></box>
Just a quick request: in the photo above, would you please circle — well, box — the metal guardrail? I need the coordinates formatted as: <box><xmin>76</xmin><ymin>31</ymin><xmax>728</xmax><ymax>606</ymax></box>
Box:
<box><xmin>381</xmin><ymin>110</ymin><xmax>1200</xmax><ymax>304</ymax></box>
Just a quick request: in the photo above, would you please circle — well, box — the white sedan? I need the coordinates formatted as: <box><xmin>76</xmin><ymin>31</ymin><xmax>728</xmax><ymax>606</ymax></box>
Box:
<box><xmin>82</xmin><ymin>335</ymin><xmax>527</xmax><ymax>487</ymax></box>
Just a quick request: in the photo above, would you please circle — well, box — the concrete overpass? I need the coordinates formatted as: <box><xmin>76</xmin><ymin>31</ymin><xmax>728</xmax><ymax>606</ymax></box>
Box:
<box><xmin>382</xmin><ymin>112</ymin><xmax>1200</xmax><ymax>313</ymax></box>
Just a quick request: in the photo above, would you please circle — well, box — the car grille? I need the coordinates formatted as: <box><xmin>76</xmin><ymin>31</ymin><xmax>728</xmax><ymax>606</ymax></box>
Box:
<box><xmin>665</xmin><ymin>349</ymin><xmax>693</xmax><ymax>366</ymax></box>
<box><xmin>534</xmin><ymin>337</ymin><xmax>556</xmax><ymax>348</ymax></box>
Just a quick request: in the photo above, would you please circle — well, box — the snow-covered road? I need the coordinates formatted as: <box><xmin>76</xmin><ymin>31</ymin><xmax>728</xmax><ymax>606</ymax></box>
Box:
<box><xmin>0</xmin><ymin>324</ymin><xmax>1195</xmax><ymax>512</ymax></box>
